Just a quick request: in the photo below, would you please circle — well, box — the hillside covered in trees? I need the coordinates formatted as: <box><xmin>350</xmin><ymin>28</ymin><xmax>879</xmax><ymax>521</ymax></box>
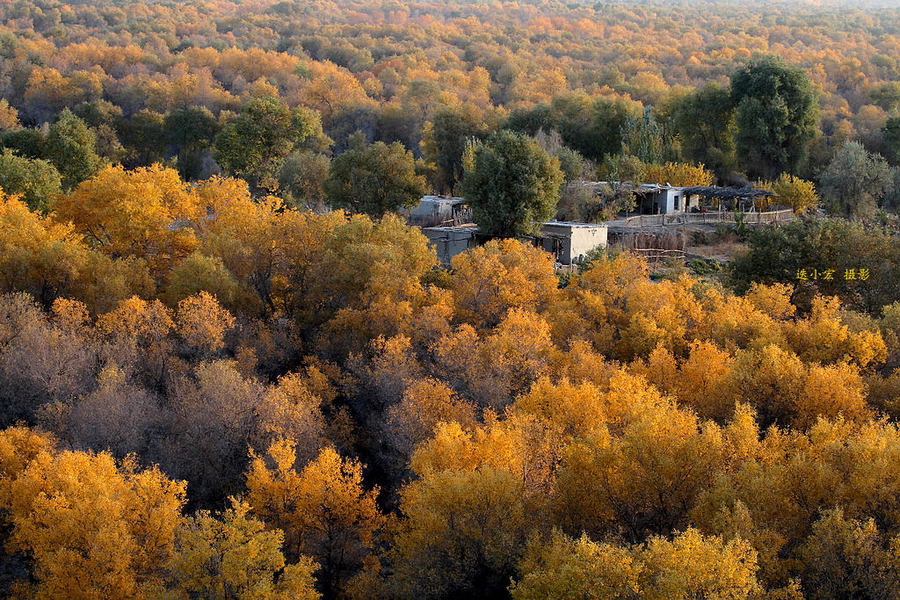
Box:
<box><xmin>2</xmin><ymin>1</ymin><xmax>900</xmax><ymax>599</ymax></box>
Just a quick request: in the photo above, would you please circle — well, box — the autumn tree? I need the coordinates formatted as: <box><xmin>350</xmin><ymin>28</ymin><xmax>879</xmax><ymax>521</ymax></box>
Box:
<box><xmin>161</xmin><ymin>500</ymin><xmax>320</xmax><ymax>600</ymax></box>
<box><xmin>643</xmin><ymin>162</ymin><xmax>714</xmax><ymax>187</ymax></box>
<box><xmin>323</xmin><ymin>133</ymin><xmax>427</xmax><ymax>218</ymax></box>
<box><xmin>0</xmin><ymin>99</ymin><xmax>19</xmax><ymax>132</ymax></box>
<box><xmin>449</xmin><ymin>238</ymin><xmax>559</xmax><ymax>329</ymax></box>
<box><xmin>756</xmin><ymin>174</ymin><xmax>819</xmax><ymax>213</ymax></box>
<box><xmin>46</xmin><ymin>364</ymin><xmax>162</xmax><ymax>460</ymax></box>
<box><xmin>53</xmin><ymin>164</ymin><xmax>202</xmax><ymax>276</ymax></box>
<box><xmin>387</xmin><ymin>465</ymin><xmax>530</xmax><ymax>600</ymax></box>
<box><xmin>0</xmin><ymin>440</ymin><xmax>186</xmax><ymax>599</ymax></box>
<box><xmin>164</xmin><ymin>361</ymin><xmax>266</xmax><ymax>506</ymax></box>
<box><xmin>461</xmin><ymin>130</ymin><xmax>563</xmax><ymax>238</ymax></box>
<box><xmin>175</xmin><ymin>291</ymin><xmax>236</xmax><ymax>356</ymax></box>
<box><xmin>0</xmin><ymin>194</ymin><xmax>147</xmax><ymax>313</ymax></box>
<box><xmin>164</xmin><ymin>252</ymin><xmax>241</xmax><ymax>309</ymax></box>
<box><xmin>554</xmin><ymin>377</ymin><xmax>729</xmax><ymax>541</ymax></box>
<box><xmin>246</xmin><ymin>442</ymin><xmax>384</xmax><ymax>597</ymax></box>
<box><xmin>384</xmin><ymin>377</ymin><xmax>478</xmax><ymax>468</ymax></box>
<box><xmin>511</xmin><ymin>528</ymin><xmax>769</xmax><ymax>600</ymax></box>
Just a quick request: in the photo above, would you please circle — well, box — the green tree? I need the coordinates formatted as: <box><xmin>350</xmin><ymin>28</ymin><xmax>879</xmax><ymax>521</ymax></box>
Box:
<box><xmin>728</xmin><ymin>217</ymin><xmax>900</xmax><ymax>314</ymax></box>
<box><xmin>672</xmin><ymin>83</ymin><xmax>737</xmax><ymax>178</ymax></box>
<box><xmin>506</xmin><ymin>96</ymin><xmax>633</xmax><ymax>162</ymax></box>
<box><xmin>73</xmin><ymin>100</ymin><xmax>123</xmax><ymax>129</ymax></box>
<box><xmin>731</xmin><ymin>56</ymin><xmax>819</xmax><ymax>179</ymax></box>
<box><xmin>819</xmin><ymin>141</ymin><xmax>893</xmax><ymax>217</ymax></box>
<box><xmin>214</xmin><ymin>97</ymin><xmax>327</xmax><ymax>192</ymax></box>
<box><xmin>45</xmin><ymin>109</ymin><xmax>103</xmax><ymax>189</ymax></box>
<box><xmin>883</xmin><ymin>116</ymin><xmax>900</xmax><ymax>165</ymax></box>
<box><xmin>278</xmin><ymin>150</ymin><xmax>331</xmax><ymax>211</ymax></box>
<box><xmin>423</xmin><ymin>106</ymin><xmax>491</xmax><ymax>194</ymax></box>
<box><xmin>323</xmin><ymin>133</ymin><xmax>427</xmax><ymax>217</ymax></box>
<box><xmin>461</xmin><ymin>130</ymin><xmax>563</xmax><ymax>237</ymax></box>
<box><xmin>165</xmin><ymin>107</ymin><xmax>220</xmax><ymax>181</ymax></box>
<box><xmin>117</xmin><ymin>109</ymin><xmax>168</xmax><ymax>167</ymax></box>
<box><xmin>0</xmin><ymin>149</ymin><xmax>62</xmax><ymax>211</ymax></box>
<box><xmin>1</xmin><ymin>128</ymin><xmax>46</xmax><ymax>160</ymax></box>
<box><xmin>620</xmin><ymin>107</ymin><xmax>675</xmax><ymax>165</ymax></box>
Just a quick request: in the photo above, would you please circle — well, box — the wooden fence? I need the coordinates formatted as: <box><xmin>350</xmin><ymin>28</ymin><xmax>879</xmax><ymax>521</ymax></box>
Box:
<box><xmin>608</xmin><ymin>230</ymin><xmax>687</xmax><ymax>264</ymax></box>
<box><xmin>616</xmin><ymin>209</ymin><xmax>794</xmax><ymax>228</ymax></box>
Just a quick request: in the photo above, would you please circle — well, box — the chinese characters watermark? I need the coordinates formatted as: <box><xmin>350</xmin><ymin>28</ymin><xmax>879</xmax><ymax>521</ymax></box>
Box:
<box><xmin>795</xmin><ymin>268</ymin><xmax>870</xmax><ymax>281</ymax></box>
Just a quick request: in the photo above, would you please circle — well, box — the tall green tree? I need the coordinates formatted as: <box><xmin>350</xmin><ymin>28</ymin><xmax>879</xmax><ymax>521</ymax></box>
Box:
<box><xmin>620</xmin><ymin>107</ymin><xmax>676</xmax><ymax>165</ymax></box>
<box><xmin>461</xmin><ymin>130</ymin><xmax>563</xmax><ymax>238</ymax></box>
<box><xmin>324</xmin><ymin>132</ymin><xmax>427</xmax><ymax>217</ymax></box>
<box><xmin>165</xmin><ymin>107</ymin><xmax>220</xmax><ymax>180</ymax></box>
<box><xmin>819</xmin><ymin>141</ymin><xmax>893</xmax><ymax>218</ymax></box>
<box><xmin>883</xmin><ymin>116</ymin><xmax>900</xmax><ymax>165</ymax></box>
<box><xmin>505</xmin><ymin>95</ymin><xmax>633</xmax><ymax>162</ymax></box>
<box><xmin>214</xmin><ymin>97</ymin><xmax>328</xmax><ymax>192</ymax></box>
<box><xmin>45</xmin><ymin>109</ymin><xmax>102</xmax><ymax>189</ymax></box>
<box><xmin>0</xmin><ymin>149</ymin><xmax>62</xmax><ymax>211</ymax></box>
<box><xmin>731</xmin><ymin>56</ymin><xmax>819</xmax><ymax>179</ymax></box>
<box><xmin>423</xmin><ymin>106</ymin><xmax>491</xmax><ymax>195</ymax></box>
<box><xmin>672</xmin><ymin>83</ymin><xmax>737</xmax><ymax>178</ymax></box>
<box><xmin>278</xmin><ymin>150</ymin><xmax>331</xmax><ymax>211</ymax></box>
<box><xmin>117</xmin><ymin>109</ymin><xmax>168</xmax><ymax>167</ymax></box>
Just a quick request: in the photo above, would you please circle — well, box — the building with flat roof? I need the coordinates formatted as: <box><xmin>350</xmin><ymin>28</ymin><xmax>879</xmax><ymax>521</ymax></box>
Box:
<box><xmin>538</xmin><ymin>221</ymin><xmax>608</xmax><ymax>265</ymax></box>
<box><xmin>403</xmin><ymin>195</ymin><xmax>471</xmax><ymax>227</ymax></box>
<box><xmin>421</xmin><ymin>221</ymin><xmax>608</xmax><ymax>266</ymax></box>
<box><xmin>421</xmin><ymin>224</ymin><xmax>479</xmax><ymax>265</ymax></box>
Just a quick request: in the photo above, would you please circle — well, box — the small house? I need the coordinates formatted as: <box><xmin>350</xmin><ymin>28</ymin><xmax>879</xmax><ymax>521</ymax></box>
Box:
<box><xmin>404</xmin><ymin>196</ymin><xmax>471</xmax><ymax>227</ymax></box>
<box><xmin>421</xmin><ymin>224</ymin><xmax>479</xmax><ymax>265</ymax></box>
<box><xmin>538</xmin><ymin>221</ymin><xmax>608</xmax><ymax>265</ymax></box>
<box><xmin>635</xmin><ymin>184</ymin><xmax>693</xmax><ymax>214</ymax></box>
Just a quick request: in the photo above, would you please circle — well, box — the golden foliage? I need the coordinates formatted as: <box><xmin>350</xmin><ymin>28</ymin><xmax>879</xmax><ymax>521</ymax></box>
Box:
<box><xmin>246</xmin><ymin>442</ymin><xmax>384</xmax><ymax>596</ymax></box>
<box><xmin>54</xmin><ymin>165</ymin><xmax>202</xmax><ymax>276</ymax></box>
<box><xmin>162</xmin><ymin>500</ymin><xmax>320</xmax><ymax>600</ymax></box>
<box><xmin>643</xmin><ymin>162</ymin><xmax>714</xmax><ymax>187</ymax></box>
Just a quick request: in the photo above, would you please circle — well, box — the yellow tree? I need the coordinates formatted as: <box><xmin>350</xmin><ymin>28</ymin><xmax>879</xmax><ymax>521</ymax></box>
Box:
<box><xmin>175</xmin><ymin>291</ymin><xmax>236</xmax><ymax>356</ymax></box>
<box><xmin>511</xmin><ymin>528</ymin><xmax>773</xmax><ymax>600</ymax></box>
<box><xmin>253</xmin><ymin>370</ymin><xmax>327</xmax><ymax>465</ymax></box>
<box><xmin>643</xmin><ymin>162</ymin><xmax>714</xmax><ymax>187</ymax></box>
<box><xmin>796</xmin><ymin>509</ymin><xmax>898</xmax><ymax>600</ymax></box>
<box><xmin>245</xmin><ymin>442</ymin><xmax>384</xmax><ymax>598</ymax></box>
<box><xmin>511</xmin><ymin>530</ymin><xmax>640</xmax><ymax>600</ymax></box>
<box><xmin>384</xmin><ymin>377</ymin><xmax>478</xmax><ymax>465</ymax></box>
<box><xmin>0</xmin><ymin>191</ymin><xmax>149</xmax><ymax>312</ymax></box>
<box><xmin>449</xmin><ymin>239</ymin><xmax>559</xmax><ymax>329</ymax></box>
<box><xmin>755</xmin><ymin>174</ymin><xmax>818</xmax><ymax>213</ymax></box>
<box><xmin>554</xmin><ymin>379</ymin><xmax>728</xmax><ymax>541</ymax></box>
<box><xmin>638</xmin><ymin>528</ymin><xmax>765</xmax><ymax>600</ymax></box>
<box><xmin>0</xmin><ymin>442</ymin><xmax>186</xmax><ymax>600</ymax></box>
<box><xmin>96</xmin><ymin>296</ymin><xmax>175</xmax><ymax>387</ymax></box>
<box><xmin>160</xmin><ymin>500</ymin><xmax>320</xmax><ymax>600</ymax></box>
<box><xmin>53</xmin><ymin>165</ymin><xmax>203</xmax><ymax>277</ymax></box>
<box><xmin>387</xmin><ymin>466</ymin><xmax>529</xmax><ymax>600</ymax></box>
